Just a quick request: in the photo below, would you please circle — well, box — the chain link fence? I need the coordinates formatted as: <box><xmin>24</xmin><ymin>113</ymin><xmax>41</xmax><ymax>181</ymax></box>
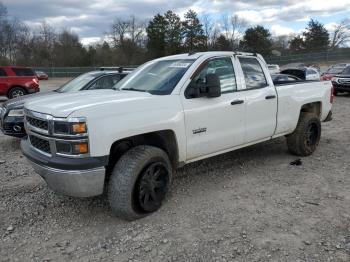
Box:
<box><xmin>265</xmin><ymin>49</ymin><xmax>350</xmax><ymax>65</ymax></box>
<box><xmin>33</xmin><ymin>50</ymin><xmax>350</xmax><ymax>77</ymax></box>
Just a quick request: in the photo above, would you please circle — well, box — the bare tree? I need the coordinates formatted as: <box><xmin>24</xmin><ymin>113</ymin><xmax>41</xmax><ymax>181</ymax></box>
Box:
<box><xmin>272</xmin><ymin>34</ymin><xmax>294</xmax><ymax>52</ymax></box>
<box><xmin>38</xmin><ymin>21</ymin><xmax>57</xmax><ymax>66</ymax></box>
<box><xmin>201</xmin><ymin>14</ymin><xmax>216</xmax><ymax>48</ymax></box>
<box><xmin>330</xmin><ymin>20</ymin><xmax>350</xmax><ymax>49</ymax></box>
<box><xmin>110</xmin><ymin>16</ymin><xmax>146</xmax><ymax>48</ymax></box>
<box><xmin>230</xmin><ymin>15</ymin><xmax>248</xmax><ymax>49</ymax></box>
<box><xmin>220</xmin><ymin>14</ymin><xmax>248</xmax><ymax>50</ymax></box>
<box><xmin>129</xmin><ymin>16</ymin><xmax>146</xmax><ymax>46</ymax></box>
<box><xmin>111</xmin><ymin>18</ymin><xmax>130</xmax><ymax>48</ymax></box>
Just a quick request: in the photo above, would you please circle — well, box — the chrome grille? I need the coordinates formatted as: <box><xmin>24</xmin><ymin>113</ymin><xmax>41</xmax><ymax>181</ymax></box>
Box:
<box><xmin>27</xmin><ymin>116</ymin><xmax>48</xmax><ymax>130</ymax></box>
<box><xmin>338</xmin><ymin>79</ymin><xmax>350</xmax><ymax>84</ymax></box>
<box><xmin>29</xmin><ymin>135</ymin><xmax>51</xmax><ymax>154</ymax></box>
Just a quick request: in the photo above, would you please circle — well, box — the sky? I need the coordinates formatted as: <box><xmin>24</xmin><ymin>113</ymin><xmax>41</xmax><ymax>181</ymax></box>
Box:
<box><xmin>2</xmin><ymin>0</ymin><xmax>350</xmax><ymax>45</ymax></box>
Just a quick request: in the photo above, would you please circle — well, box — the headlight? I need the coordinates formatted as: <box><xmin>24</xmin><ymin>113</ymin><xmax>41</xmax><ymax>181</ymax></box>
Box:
<box><xmin>54</xmin><ymin>121</ymin><xmax>87</xmax><ymax>136</ymax></box>
<box><xmin>8</xmin><ymin>109</ymin><xmax>24</xmax><ymax>117</ymax></box>
<box><xmin>331</xmin><ymin>77</ymin><xmax>338</xmax><ymax>82</ymax></box>
<box><xmin>56</xmin><ymin>140</ymin><xmax>89</xmax><ymax>155</ymax></box>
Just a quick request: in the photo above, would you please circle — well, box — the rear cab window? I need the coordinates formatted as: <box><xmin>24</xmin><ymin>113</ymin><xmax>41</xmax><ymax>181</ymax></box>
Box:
<box><xmin>238</xmin><ymin>57</ymin><xmax>268</xmax><ymax>89</ymax></box>
<box><xmin>11</xmin><ymin>68</ymin><xmax>35</xmax><ymax>76</ymax></box>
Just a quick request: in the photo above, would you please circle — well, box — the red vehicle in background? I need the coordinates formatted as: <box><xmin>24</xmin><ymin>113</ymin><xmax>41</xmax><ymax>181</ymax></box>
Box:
<box><xmin>0</xmin><ymin>66</ymin><xmax>40</xmax><ymax>99</ymax></box>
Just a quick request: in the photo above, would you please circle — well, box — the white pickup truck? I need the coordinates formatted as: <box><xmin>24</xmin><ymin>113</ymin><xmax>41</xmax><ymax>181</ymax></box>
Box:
<box><xmin>21</xmin><ymin>51</ymin><xmax>333</xmax><ymax>220</ymax></box>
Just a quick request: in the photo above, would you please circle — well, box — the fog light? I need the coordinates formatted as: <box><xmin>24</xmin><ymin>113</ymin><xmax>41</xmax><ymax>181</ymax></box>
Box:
<box><xmin>73</xmin><ymin>143</ymin><xmax>88</xmax><ymax>154</ymax></box>
<box><xmin>13</xmin><ymin>125</ymin><xmax>22</xmax><ymax>132</ymax></box>
<box><xmin>56</xmin><ymin>141</ymin><xmax>89</xmax><ymax>155</ymax></box>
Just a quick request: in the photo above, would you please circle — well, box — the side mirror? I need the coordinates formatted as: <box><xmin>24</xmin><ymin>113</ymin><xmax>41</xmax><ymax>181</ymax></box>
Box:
<box><xmin>205</xmin><ymin>74</ymin><xmax>221</xmax><ymax>98</ymax></box>
<box><xmin>185</xmin><ymin>73</ymin><xmax>221</xmax><ymax>99</ymax></box>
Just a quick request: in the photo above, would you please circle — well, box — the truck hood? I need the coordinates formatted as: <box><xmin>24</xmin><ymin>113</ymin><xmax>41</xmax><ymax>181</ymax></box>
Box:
<box><xmin>25</xmin><ymin>90</ymin><xmax>155</xmax><ymax>117</ymax></box>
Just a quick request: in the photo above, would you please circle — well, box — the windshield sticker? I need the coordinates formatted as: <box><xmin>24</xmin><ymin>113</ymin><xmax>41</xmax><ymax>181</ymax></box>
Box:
<box><xmin>169</xmin><ymin>62</ymin><xmax>191</xmax><ymax>68</ymax></box>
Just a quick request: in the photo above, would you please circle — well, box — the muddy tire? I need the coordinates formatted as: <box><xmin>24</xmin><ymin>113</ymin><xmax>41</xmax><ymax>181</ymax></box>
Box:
<box><xmin>108</xmin><ymin>145</ymin><xmax>172</xmax><ymax>220</ymax></box>
<box><xmin>286</xmin><ymin>113</ymin><xmax>321</xmax><ymax>156</ymax></box>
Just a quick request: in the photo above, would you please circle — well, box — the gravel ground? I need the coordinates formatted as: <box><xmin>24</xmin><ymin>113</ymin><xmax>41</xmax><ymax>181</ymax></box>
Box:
<box><xmin>0</xmin><ymin>80</ymin><xmax>349</xmax><ymax>261</ymax></box>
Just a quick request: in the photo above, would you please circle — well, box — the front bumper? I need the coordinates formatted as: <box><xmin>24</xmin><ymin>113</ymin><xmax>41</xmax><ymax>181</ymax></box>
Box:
<box><xmin>21</xmin><ymin>138</ymin><xmax>107</xmax><ymax>197</ymax></box>
<box><xmin>27</xmin><ymin>158</ymin><xmax>105</xmax><ymax>197</ymax></box>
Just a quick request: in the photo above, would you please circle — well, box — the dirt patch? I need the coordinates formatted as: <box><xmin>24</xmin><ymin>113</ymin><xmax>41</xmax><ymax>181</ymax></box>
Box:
<box><xmin>0</xmin><ymin>95</ymin><xmax>349</xmax><ymax>261</ymax></box>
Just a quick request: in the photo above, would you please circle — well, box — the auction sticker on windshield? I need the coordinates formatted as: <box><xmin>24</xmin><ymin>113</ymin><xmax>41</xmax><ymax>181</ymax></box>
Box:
<box><xmin>169</xmin><ymin>62</ymin><xmax>192</xmax><ymax>68</ymax></box>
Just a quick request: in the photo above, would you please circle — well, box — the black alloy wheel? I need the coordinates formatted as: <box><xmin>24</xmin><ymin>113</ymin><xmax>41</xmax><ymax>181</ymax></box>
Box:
<box><xmin>305</xmin><ymin>122</ymin><xmax>319</xmax><ymax>148</ymax></box>
<box><xmin>136</xmin><ymin>162</ymin><xmax>170</xmax><ymax>213</ymax></box>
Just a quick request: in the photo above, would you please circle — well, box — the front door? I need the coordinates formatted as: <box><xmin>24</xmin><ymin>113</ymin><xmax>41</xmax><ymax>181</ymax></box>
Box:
<box><xmin>182</xmin><ymin>56</ymin><xmax>246</xmax><ymax>160</ymax></box>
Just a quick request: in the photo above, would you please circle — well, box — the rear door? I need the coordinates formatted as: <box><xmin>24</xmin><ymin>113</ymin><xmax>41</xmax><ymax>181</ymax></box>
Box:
<box><xmin>182</xmin><ymin>56</ymin><xmax>246</xmax><ymax>160</ymax></box>
<box><xmin>237</xmin><ymin>56</ymin><xmax>277</xmax><ymax>143</ymax></box>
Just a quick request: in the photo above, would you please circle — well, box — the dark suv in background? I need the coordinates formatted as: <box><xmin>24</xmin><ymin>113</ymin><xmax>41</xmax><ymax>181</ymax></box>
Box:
<box><xmin>332</xmin><ymin>66</ymin><xmax>350</xmax><ymax>95</ymax></box>
<box><xmin>0</xmin><ymin>66</ymin><xmax>40</xmax><ymax>99</ymax></box>
<box><xmin>0</xmin><ymin>69</ymin><xmax>130</xmax><ymax>138</ymax></box>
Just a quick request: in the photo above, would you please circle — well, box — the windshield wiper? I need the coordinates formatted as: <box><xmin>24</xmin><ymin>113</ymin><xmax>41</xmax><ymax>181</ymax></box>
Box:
<box><xmin>120</xmin><ymin>87</ymin><xmax>148</xmax><ymax>92</ymax></box>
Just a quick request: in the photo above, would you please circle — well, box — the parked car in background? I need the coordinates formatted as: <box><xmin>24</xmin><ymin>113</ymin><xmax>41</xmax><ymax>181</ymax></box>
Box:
<box><xmin>0</xmin><ymin>69</ymin><xmax>130</xmax><ymax>138</ymax></box>
<box><xmin>271</xmin><ymin>74</ymin><xmax>302</xmax><ymax>85</ymax></box>
<box><xmin>20</xmin><ymin>51</ymin><xmax>333</xmax><ymax>220</ymax></box>
<box><xmin>0</xmin><ymin>66</ymin><xmax>39</xmax><ymax>99</ymax></box>
<box><xmin>267</xmin><ymin>64</ymin><xmax>280</xmax><ymax>74</ymax></box>
<box><xmin>332</xmin><ymin>65</ymin><xmax>350</xmax><ymax>95</ymax></box>
<box><xmin>321</xmin><ymin>64</ymin><xmax>349</xmax><ymax>81</ymax></box>
<box><xmin>280</xmin><ymin>67</ymin><xmax>320</xmax><ymax>81</ymax></box>
<box><xmin>35</xmin><ymin>70</ymin><xmax>49</xmax><ymax>80</ymax></box>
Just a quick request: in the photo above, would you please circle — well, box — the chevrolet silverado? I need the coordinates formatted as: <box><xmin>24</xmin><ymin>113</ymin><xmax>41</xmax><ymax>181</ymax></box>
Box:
<box><xmin>20</xmin><ymin>52</ymin><xmax>333</xmax><ymax>220</ymax></box>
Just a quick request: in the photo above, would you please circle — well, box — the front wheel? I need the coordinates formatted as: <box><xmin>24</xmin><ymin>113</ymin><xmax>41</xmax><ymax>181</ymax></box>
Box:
<box><xmin>286</xmin><ymin>113</ymin><xmax>321</xmax><ymax>156</ymax></box>
<box><xmin>108</xmin><ymin>145</ymin><xmax>172</xmax><ymax>220</ymax></box>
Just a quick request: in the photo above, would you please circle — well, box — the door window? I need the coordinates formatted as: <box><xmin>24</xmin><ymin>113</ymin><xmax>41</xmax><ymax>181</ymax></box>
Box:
<box><xmin>239</xmin><ymin>57</ymin><xmax>268</xmax><ymax>89</ymax></box>
<box><xmin>12</xmin><ymin>68</ymin><xmax>35</xmax><ymax>76</ymax></box>
<box><xmin>0</xmin><ymin>69</ymin><xmax>7</xmax><ymax>77</ymax></box>
<box><xmin>189</xmin><ymin>57</ymin><xmax>237</xmax><ymax>95</ymax></box>
<box><xmin>89</xmin><ymin>75</ymin><xmax>116</xmax><ymax>90</ymax></box>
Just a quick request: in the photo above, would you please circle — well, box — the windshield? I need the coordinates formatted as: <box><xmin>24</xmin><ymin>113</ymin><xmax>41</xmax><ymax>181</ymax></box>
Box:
<box><xmin>56</xmin><ymin>73</ymin><xmax>97</xmax><ymax>92</ymax></box>
<box><xmin>327</xmin><ymin>67</ymin><xmax>344</xmax><ymax>74</ymax></box>
<box><xmin>114</xmin><ymin>59</ymin><xmax>195</xmax><ymax>95</ymax></box>
<box><xmin>341</xmin><ymin>66</ymin><xmax>350</xmax><ymax>75</ymax></box>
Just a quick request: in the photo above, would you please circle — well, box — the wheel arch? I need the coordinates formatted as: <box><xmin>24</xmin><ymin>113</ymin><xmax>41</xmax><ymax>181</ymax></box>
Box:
<box><xmin>107</xmin><ymin>129</ymin><xmax>180</xmax><ymax>175</ymax></box>
<box><xmin>299</xmin><ymin>101</ymin><xmax>322</xmax><ymax>119</ymax></box>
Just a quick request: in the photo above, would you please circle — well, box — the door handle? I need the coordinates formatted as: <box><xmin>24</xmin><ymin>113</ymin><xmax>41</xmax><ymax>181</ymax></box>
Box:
<box><xmin>265</xmin><ymin>95</ymin><xmax>276</xmax><ymax>100</ymax></box>
<box><xmin>231</xmin><ymin>100</ymin><xmax>244</xmax><ymax>105</ymax></box>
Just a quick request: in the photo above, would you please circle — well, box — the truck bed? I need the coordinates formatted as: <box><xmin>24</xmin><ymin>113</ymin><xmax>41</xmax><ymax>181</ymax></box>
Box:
<box><xmin>274</xmin><ymin>80</ymin><xmax>333</xmax><ymax>136</ymax></box>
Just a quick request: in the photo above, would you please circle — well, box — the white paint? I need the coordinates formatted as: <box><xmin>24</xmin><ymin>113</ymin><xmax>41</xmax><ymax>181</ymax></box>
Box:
<box><xmin>24</xmin><ymin>51</ymin><xmax>333</xmax><ymax>165</ymax></box>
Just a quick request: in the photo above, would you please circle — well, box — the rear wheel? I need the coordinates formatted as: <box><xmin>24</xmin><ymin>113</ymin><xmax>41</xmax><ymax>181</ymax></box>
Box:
<box><xmin>108</xmin><ymin>145</ymin><xmax>172</xmax><ymax>220</ymax></box>
<box><xmin>8</xmin><ymin>87</ymin><xmax>26</xmax><ymax>99</ymax></box>
<box><xmin>286</xmin><ymin>113</ymin><xmax>321</xmax><ymax>156</ymax></box>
